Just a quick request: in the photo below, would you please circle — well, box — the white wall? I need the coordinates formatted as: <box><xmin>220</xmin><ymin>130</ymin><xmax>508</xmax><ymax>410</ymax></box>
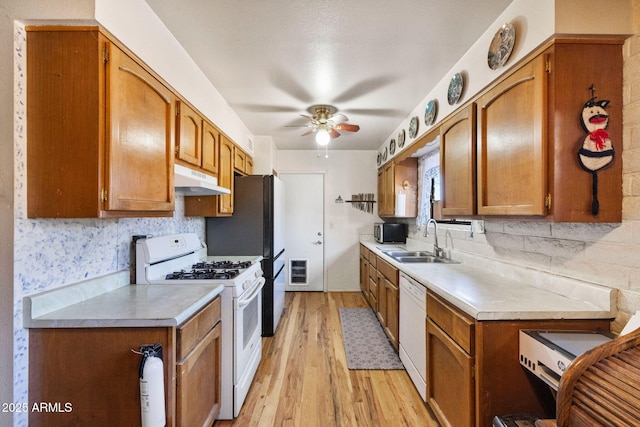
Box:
<box><xmin>278</xmin><ymin>150</ymin><xmax>379</xmax><ymax>291</ymax></box>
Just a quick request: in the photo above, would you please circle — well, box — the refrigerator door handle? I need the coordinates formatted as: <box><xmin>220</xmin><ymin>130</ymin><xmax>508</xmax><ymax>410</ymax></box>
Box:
<box><xmin>274</xmin><ymin>248</ymin><xmax>285</xmax><ymax>260</ymax></box>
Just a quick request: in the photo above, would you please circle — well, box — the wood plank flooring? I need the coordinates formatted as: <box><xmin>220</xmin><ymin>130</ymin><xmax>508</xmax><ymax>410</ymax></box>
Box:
<box><xmin>214</xmin><ymin>291</ymin><xmax>439</xmax><ymax>427</ymax></box>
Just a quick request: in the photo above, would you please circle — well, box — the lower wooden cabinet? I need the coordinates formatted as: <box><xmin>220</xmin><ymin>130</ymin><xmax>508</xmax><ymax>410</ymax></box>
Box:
<box><xmin>359</xmin><ymin>246</ymin><xmax>370</xmax><ymax>298</ymax></box>
<box><xmin>426</xmin><ymin>292</ymin><xmax>475</xmax><ymax>427</ymax></box>
<box><xmin>359</xmin><ymin>245</ymin><xmax>399</xmax><ymax>349</ymax></box>
<box><xmin>29</xmin><ymin>297</ymin><xmax>221</xmax><ymax>427</ymax></box>
<box><xmin>426</xmin><ymin>290</ymin><xmax>611</xmax><ymax>427</ymax></box>
<box><xmin>176</xmin><ymin>324</ymin><xmax>221</xmax><ymax>427</ymax></box>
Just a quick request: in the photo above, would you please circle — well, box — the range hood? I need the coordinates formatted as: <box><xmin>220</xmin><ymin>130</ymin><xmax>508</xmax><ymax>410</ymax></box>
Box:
<box><xmin>174</xmin><ymin>164</ymin><xmax>231</xmax><ymax>196</ymax></box>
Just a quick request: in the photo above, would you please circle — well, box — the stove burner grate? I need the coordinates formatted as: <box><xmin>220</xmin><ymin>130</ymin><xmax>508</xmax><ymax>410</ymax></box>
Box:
<box><xmin>165</xmin><ymin>268</ymin><xmax>242</xmax><ymax>280</ymax></box>
<box><xmin>192</xmin><ymin>260</ymin><xmax>252</xmax><ymax>270</ymax></box>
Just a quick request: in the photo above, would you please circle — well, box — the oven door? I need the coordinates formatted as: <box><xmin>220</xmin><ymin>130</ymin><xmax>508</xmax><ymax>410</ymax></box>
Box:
<box><xmin>233</xmin><ymin>276</ymin><xmax>265</xmax><ymax>401</ymax></box>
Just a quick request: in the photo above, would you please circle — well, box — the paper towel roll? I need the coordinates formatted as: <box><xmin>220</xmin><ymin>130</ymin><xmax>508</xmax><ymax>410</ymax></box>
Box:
<box><xmin>395</xmin><ymin>193</ymin><xmax>406</xmax><ymax>216</ymax></box>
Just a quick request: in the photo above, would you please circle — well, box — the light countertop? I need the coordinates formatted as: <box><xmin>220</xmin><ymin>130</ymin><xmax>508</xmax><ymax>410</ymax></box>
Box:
<box><xmin>24</xmin><ymin>271</ymin><xmax>225</xmax><ymax>328</ymax></box>
<box><xmin>360</xmin><ymin>237</ymin><xmax>615</xmax><ymax>321</ymax></box>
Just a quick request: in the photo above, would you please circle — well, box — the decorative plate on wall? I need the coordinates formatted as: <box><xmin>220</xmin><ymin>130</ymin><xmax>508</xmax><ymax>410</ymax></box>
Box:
<box><xmin>389</xmin><ymin>139</ymin><xmax>396</xmax><ymax>155</ymax></box>
<box><xmin>377</xmin><ymin>152</ymin><xmax>381</xmax><ymax>166</ymax></box>
<box><xmin>424</xmin><ymin>99</ymin><xmax>438</xmax><ymax>126</ymax></box>
<box><xmin>409</xmin><ymin>116</ymin><xmax>419</xmax><ymax>138</ymax></box>
<box><xmin>447</xmin><ymin>72</ymin><xmax>464</xmax><ymax>105</ymax></box>
<box><xmin>382</xmin><ymin>146</ymin><xmax>388</xmax><ymax>162</ymax></box>
<box><xmin>488</xmin><ymin>22</ymin><xmax>516</xmax><ymax>70</ymax></box>
<box><xmin>397</xmin><ymin>129</ymin><xmax>406</xmax><ymax>148</ymax></box>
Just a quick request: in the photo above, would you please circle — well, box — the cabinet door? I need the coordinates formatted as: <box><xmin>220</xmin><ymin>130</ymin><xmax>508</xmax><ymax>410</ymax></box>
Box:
<box><xmin>176</xmin><ymin>322</ymin><xmax>221</xmax><ymax>427</ymax></box>
<box><xmin>218</xmin><ymin>136</ymin><xmax>235</xmax><ymax>215</ymax></box>
<box><xmin>246</xmin><ymin>156</ymin><xmax>254</xmax><ymax>174</ymax></box>
<box><xmin>202</xmin><ymin>120</ymin><xmax>219</xmax><ymax>175</ymax></box>
<box><xmin>377</xmin><ymin>272</ymin><xmax>387</xmax><ymax>326</ymax></box>
<box><xmin>385</xmin><ymin>280</ymin><xmax>399</xmax><ymax>350</ymax></box>
<box><xmin>440</xmin><ymin>104</ymin><xmax>476</xmax><ymax>216</ymax></box>
<box><xmin>384</xmin><ymin>164</ymin><xmax>395</xmax><ymax>215</ymax></box>
<box><xmin>377</xmin><ymin>163</ymin><xmax>395</xmax><ymax>216</ymax></box>
<box><xmin>377</xmin><ymin>168</ymin><xmax>385</xmax><ymax>216</ymax></box>
<box><xmin>176</xmin><ymin>100</ymin><xmax>202</xmax><ymax>167</ymax></box>
<box><xmin>359</xmin><ymin>254</ymin><xmax>369</xmax><ymax>299</ymax></box>
<box><xmin>477</xmin><ymin>53</ymin><xmax>548</xmax><ymax>216</ymax></box>
<box><xmin>105</xmin><ymin>44</ymin><xmax>174</xmax><ymax>213</ymax></box>
<box><xmin>426</xmin><ymin>318</ymin><xmax>474</xmax><ymax>427</ymax></box>
<box><xmin>234</xmin><ymin>148</ymin><xmax>247</xmax><ymax>174</ymax></box>
<box><xmin>368</xmin><ymin>263</ymin><xmax>378</xmax><ymax>310</ymax></box>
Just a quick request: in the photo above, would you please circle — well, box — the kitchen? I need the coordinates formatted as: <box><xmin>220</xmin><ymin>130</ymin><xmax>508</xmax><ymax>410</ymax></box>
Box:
<box><xmin>2</xmin><ymin>0</ymin><xmax>640</xmax><ymax>426</ymax></box>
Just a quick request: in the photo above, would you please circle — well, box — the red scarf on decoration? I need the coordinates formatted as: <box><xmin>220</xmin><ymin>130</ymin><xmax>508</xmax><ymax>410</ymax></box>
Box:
<box><xmin>589</xmin><ymin>129</ymin><xmax>609</xmax><ymax>150</ymax></box>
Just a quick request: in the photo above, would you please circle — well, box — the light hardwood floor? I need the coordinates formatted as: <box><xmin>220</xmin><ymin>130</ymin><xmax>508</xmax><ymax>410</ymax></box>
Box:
<box><xmin>215</xmin><ymin>291</ymin><xmax>439</xmax><ymax>427</ymax></box>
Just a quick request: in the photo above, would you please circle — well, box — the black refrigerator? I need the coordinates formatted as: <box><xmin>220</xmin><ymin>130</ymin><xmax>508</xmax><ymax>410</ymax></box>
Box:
<box><xmin>206</xmin><ymin>174</ymin><xmax>286</xmax><ymax>336</ymax></box>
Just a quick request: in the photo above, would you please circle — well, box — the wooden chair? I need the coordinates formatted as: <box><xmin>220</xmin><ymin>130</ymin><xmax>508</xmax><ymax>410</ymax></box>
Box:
<box><xmin>535</xmin><ymin>327</ymin><xmax>640</xmax><ymax>427</ymax></box>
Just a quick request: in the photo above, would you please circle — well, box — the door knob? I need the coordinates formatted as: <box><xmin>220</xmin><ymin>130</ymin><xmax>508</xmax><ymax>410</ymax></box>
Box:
<box><xmin>312</xmin><ymin>240</ymin><xmax>323</xmax><ymax>245</ymax></box>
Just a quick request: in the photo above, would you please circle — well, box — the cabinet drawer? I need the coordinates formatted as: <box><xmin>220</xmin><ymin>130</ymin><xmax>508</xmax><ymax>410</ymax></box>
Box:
<box><xmin>427</xmin><ymin>292</ymin><xmax>475</xmax><ymax>355</ymax></box>
<box><xmin>369</xmin><ymin>253</ymin><xmax>377</xmax><ymax>269</ymax></box>
<box><xmin>360</xmin><ymin>244</ymin><xmax>369</xmax><ymax>258</ymax></box>
<box><xmin>376</xmin><ymin>257</ymin><xmax>398</xmax><ymax>285</ymax></box>
<box><xmin>178</xmin><ymin>296</ymin><xmax>221</xmax><ymax>360</ymax></box>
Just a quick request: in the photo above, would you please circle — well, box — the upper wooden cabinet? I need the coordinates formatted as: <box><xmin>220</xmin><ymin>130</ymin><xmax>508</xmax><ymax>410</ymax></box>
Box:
<box><xmin>176</xmin><ymin>100</ymin><xmax>220</xmax><ymax>177</ymax></box>
<box><xmin>176</xmin><ymin>100</ymin><xmax>202</xmax><ymax>167</ymax></box>
<box><xmin>476</xmin><ymin>38</ymin><xmax>623</xmax><ymax>221</ymax></box>
<box><xmin>440</xmin><ymin>104</ymin><xmax>477</xmax><ymax>216</ymax></box>
<box><xmin>27</xmin><ymin>26</ymin><xmax>174</xmax><ymax>218</ymax></box>
<box><xmin>477</xmin><ymin>53</ymin><xmax>548</xmax><ymax>216</ymax></box>
<box><xmin>201</xmin><ymin>121</ymin><xmax>219</xmax><ymax>175</ymax></box>
<box><xmin>234</xmin><ymin>146</ymin><xmax>253</xmax><ymax>175</ymax></box>
<box><xmin>377</xmin><ymin>158</ymin><xmax>417</xmax><ymax>218</ymax></box>
<box><xmin>217</xmin><ymin>136</ymin><xmax>235</xmax><ymax>215</ymax></box>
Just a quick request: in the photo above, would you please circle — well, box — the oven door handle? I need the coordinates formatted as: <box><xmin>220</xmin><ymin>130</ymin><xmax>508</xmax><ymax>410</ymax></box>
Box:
<box><xmin>237</xmin><ymin>277</ymin><xmax>266</xmax><ymax>308</ymax></box>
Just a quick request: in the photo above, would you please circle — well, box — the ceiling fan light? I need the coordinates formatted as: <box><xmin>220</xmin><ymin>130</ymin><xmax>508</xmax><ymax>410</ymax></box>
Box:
<box><xmin>316</xmin><ymin>129</ymin><xmax>330</xmax><ymax>145</ymax></box>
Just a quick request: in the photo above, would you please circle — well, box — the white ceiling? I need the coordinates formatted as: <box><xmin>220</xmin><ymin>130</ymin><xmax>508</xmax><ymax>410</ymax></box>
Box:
<box><xmin>145</xmin><ymin>0</ymin><xmax>513</xmax><ymax>150</ymax></box>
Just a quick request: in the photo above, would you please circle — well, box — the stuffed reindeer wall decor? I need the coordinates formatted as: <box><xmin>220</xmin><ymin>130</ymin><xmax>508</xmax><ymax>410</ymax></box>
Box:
<box><xmin>578</xmin><ymin>85</ymin><xmax>615</xmax><ymax>216</ymax></box>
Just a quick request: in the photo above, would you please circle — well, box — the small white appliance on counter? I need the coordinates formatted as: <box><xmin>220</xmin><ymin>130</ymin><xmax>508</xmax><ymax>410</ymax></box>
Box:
<box><xmin>136</xmin><ymin>233</ymin><xmax>265</xmax><ymax>419</ymax></box>
<box><xmin>519</xmin><ymin>329</ymin><xmax>615</xmax><ymax>391</ymax></box>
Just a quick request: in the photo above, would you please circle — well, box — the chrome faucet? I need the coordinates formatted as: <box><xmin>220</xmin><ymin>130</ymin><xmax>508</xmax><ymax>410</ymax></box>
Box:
<box><xmin>425</xmin><ymin>218</ymin><xmax>444</xmax><ymax>258</ymax></box>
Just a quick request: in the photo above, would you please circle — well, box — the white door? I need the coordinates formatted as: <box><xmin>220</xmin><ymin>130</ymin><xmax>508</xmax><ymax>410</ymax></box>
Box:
<box><xmin>280</xmin><ymin>173</ymin><xmax>324</xmax><ymax>291</ymax></box>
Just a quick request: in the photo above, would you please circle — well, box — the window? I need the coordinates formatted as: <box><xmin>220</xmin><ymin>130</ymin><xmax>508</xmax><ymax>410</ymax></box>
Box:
<box><xmin>415</xmin><ymin>137</ymin><xmax>472</xmax><ymax>230</ymax></box>
<box><xmin>416</xmin><ymin>139</ymin><xmax>441</xmax><ymax>230</ymax></box>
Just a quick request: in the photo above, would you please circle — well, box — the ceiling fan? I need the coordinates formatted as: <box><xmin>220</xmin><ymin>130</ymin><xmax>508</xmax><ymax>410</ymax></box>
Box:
<box><xmin>290</xmin><ymin>104</ymin><xmax>360</xmax><ymax>145</ymax></box>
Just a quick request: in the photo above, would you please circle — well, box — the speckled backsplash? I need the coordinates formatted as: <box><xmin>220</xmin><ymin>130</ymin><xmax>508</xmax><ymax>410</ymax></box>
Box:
<box><xmin>12</xmin><ymin>24</ymin><xmax>205</xmax><ymax>426</ymax></box>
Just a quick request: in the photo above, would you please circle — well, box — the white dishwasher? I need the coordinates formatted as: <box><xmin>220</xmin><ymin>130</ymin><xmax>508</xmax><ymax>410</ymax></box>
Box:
<box><xmin>399</xmin><ymin>272</ymin><xmax>426</xmax><ymax>401</ymax></box>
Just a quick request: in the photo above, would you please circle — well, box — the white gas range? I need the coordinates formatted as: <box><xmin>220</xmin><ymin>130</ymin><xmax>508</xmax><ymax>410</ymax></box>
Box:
<box><xmin>135</xmin><ymin>233</ymin><xmax>265</xmax><ymax>419</ymax></box>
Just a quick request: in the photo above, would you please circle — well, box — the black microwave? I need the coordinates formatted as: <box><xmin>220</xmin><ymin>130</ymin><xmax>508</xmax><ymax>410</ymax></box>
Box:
<box><xmin>374</xmin><ymin>223</ymin><xmax>407</xmax><ymax>243</ymax></box>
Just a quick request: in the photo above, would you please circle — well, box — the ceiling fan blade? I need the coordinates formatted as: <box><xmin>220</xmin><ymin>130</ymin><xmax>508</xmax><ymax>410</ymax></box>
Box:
<box><xmin>329</xmin><ymin>128</ymin><xmax>341</xmax><ymax>139</ymax></box>
<box><xmin>331</xmin><ymin>75</ymin><xmax>398</xmax><ymax>103</ymax></box>
<box><xmin>334</xmin><ymin>123</ymin><xmax>360</xmax><ymax>132</ymax></box>
<box><xmin>301</xmin><ymin>128</ymin><xmax>317</xmax><ymax>136</ymax></box>
<box><xmin>232</xmin><ymin>104</ymin><xmax>301</xmax><ymax>113</ymax></box>
<box><xmin>331</xmin><ymin>113</ymin><xmax>348</xmax><ymax>123</ymax></box>
<box><xmin>342</xmin><ymin>108</ymin><xmax>405</xmax><ymax>118</ymax></box>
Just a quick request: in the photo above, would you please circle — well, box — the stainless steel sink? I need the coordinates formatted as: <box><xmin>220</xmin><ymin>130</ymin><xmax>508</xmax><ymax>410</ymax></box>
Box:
<box><xmin>381</xmin><ymin>249</ymin><xmax>460</xmax><ymax>264</ymax></box>
<box><xmin>381</xmin><ymin>250</ymin><xmax>433</xmax><ymax>257</ymax></box>
<box><xmin>393</xmin><ymin>255</ymin><xmax>460</xmax><ymax>264</ymax></box>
